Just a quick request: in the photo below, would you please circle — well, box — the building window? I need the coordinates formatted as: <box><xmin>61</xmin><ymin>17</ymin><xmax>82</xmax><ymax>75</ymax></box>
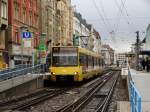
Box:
<box><xmin>14</xmin><ymin>2</ymin><xmax>19</xmax><ymax>20</ymax></box>
<box><xmin>23</xmin><ymin>0</ymin><xmax>26</xmax><ymax>4</ymax></box>
<box><xmin>1</xmin><ymin>1</ymin><xmax>7</xmax><ymax>19</ymax></box>
<box><xmin>34</xmin><ymin>36</ymin><xmax>38</xmax><ymax>48</ymax></box>
<box><xmin>29</xmin><ymin>12</ymin><xmax>32</xmax><ymax>25</ymax></box>
<box><xmin>33</xmin><ymin>14</ymin><xmax>37</xmax><ymax>27</ymax></box>
<box><xmin>29</xmin><ymin>0</ymin><xmax>32</xmax><ymax>8</ymax></box>
<box><xmin>35</xmin><ymin>0</ymin><xmax>37</xmax><ymax>11</ymax></box>
<box><xmin>22</xmin><ymin>8</ymin><xmax>26</xmax><ymax>23</ymax></box>
<box><xmin>14</xmin><ymin>31</ymin><xmax>19</xmax><ymax>44</ymax></box>
<box><xmin>35</xmin><ymin>15</ymin><xmax>38</xmax><ymax>27</ymax></box>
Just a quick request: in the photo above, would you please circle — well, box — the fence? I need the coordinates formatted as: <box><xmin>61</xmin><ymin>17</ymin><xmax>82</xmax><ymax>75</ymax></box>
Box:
<box><xmin>0</xmin><ymin>64</ymin><xmax>31</xmax><ymax>74</ymax></box>
<box><xmin>128</xmin><ymin>68</ymin><xmax>142</xmax><ymax>112</ymax></box>
<box><xmin>0</xmin><ymin>64</ymin><xmax>46</xmax><ymax>82</ymax></box>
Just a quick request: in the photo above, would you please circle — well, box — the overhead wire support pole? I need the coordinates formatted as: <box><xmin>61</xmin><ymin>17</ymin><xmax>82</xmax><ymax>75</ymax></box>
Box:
<box><xmin>135</xmin><ymin>31</ymin><xmax>140</xmax><ymax>70</ymax></box>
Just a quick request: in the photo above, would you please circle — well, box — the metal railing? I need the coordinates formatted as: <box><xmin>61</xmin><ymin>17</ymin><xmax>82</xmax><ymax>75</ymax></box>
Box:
<box><xmin>128</xmin><ymin>67</ymin><xmax>142</xmax><ymax>112</ymax></box>
<box><xmin>0</xmin><ymin>64</ymin><xmax>32</xmax><ymax>74</ymax></box>
<box><xmin>0</xmin><ymin>64</ymin><xmax>46</xmax><ymax>82</ymax></box>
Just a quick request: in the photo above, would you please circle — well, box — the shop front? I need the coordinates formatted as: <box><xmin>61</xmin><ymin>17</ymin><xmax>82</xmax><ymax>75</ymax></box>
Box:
<box><xmin>9</xmin><ymin>44</ymin><xmax>32</xmax><ymax>67</ymax></box>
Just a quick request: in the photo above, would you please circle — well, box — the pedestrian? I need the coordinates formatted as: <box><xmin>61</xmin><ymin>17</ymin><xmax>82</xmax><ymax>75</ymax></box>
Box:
<box><xmin>116</xmin><ymin>60</ymin><xmax>119</xmax><ymax>67</ymax></box>
<box><xmin>141</xmin><ymin>58</ymin><xmax>146</xmax><ymax>70</ymax></box>
<box><xmin>124</xmin><ymin>60</ymin><xmax>127</xmax><ymax>67</ymax></box>
<box><xmin>146</xmin><ymin>57</ymin><xmax>150</xmax><ymax>72</ymax></box>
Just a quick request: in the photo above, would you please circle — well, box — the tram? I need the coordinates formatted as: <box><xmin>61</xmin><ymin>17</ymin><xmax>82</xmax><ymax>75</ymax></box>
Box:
<box><xmin>50</xmin><ymin>46</ymin><xmax>104</xmax><ymax>82</ymax></box>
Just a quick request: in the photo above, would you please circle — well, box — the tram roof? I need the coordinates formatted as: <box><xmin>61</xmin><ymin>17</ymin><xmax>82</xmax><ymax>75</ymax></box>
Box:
<box><xmin>52</xmin><ymin>46</ymin><xmax>101</xmax><ymax>58</ymax></box>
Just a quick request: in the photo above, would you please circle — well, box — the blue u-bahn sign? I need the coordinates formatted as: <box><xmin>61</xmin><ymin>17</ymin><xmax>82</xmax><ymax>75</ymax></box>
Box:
<box><xmin>22</xmin><ymin>32</ymin><xmax>32</xmax><ymax>38</ymax></box>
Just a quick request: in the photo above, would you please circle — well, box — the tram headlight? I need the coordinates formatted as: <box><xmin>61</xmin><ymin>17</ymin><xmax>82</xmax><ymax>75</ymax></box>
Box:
<box><xmin>74</xmin><ymin>72</ymin><xmax>78</xmax><ymax>75</ymax></box>
<box><xmin>51</xmin><ymin>72</ymin><xmax>56</xmax><ymax>75</ymax></box>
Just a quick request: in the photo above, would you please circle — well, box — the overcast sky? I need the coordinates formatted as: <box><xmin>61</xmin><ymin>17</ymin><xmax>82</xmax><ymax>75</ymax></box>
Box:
<box><xmin>71</xmin><ymin>0</ymin><xmax>150</xmax><ymax>53</ymax></box>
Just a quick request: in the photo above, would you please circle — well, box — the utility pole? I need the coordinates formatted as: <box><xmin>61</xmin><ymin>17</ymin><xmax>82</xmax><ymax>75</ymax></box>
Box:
<box><xmin>135</xmin><ymin>31</ymin><xmax>140</xmax><ymax>70</ymax></box>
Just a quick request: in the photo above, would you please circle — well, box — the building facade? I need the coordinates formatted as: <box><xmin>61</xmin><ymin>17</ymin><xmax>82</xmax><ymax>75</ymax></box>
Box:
<box><xmin>73</xmin><ymin>12</ymin><xmax>102</xmax><ymax>52</ymax></box>
<box><xmin>56</xmin><ymin>0</ymin><xmax>73</xmax><ymax>46</ymax></box>
<box><xmin>0</xmin><ymin>0</ymin><xmax>8</xmax><ymax>66</ymax></box>
<box><xmin>8</xmin><ymin>0</ymin><xmax>41</xmax><ymax>67</ymax></box>
<box><xmin>41</xmin><ymin>0</ymin><xmax>57</xmax><ymax>51</ymax></box>
<box><xmin>101</xmin><ymin>44</ymin><xmax>114</xmax><ymax>65</ymax></box>
<box><xmin>143</xmin><ymin>24</ymin><xmax>150</xmax><ymax>51</ymax></box>
<box><xmin>116</xmin><ymin>53</ymin><xmax>127</xmax><ymax>66</ymax></box>
<box><xmin>92</xmin><ymin>28</ymin><xmax>101</xmax><ymax>53</ymax></box>
<box><xmin>73</xmin><ymin>12</ymin><xmax>91</xmax><ymax>49</ymax></box>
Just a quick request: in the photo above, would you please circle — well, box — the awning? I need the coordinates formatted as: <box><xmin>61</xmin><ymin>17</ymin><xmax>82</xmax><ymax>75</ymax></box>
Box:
<box><xmin>140</xmin><ymin>50</ymin><xmax>150</xmax><ymax>56</ymax></box>
<box><xmin>13</xmin><ymin>55</ymin><xmax>31</xmax><ymax>61</ymax></box>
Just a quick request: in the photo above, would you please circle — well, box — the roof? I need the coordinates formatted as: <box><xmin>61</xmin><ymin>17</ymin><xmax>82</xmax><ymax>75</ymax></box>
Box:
<box><xmin>74</xmin><ymin>12</ymin><xmax>90</xmax><ymax>30</ymax></box>
<box><xmin>102</xmin><ymin>44</ymin><xmax>111</xmax><ymax>49</ymax></box>
<box><xmin>140</xmin><ymin>50</ymin><xmax>150</xmax><ymax>56</ymax></box>
<box><xmin>52</xmin><ymin>46</ymin><xmax>101</xmax><ymax>58</ymax></box>
<box><xmin>78</xmin><ymin>47</ymin><xmax>101</xmax><ymax>58</ymax></box>
<box><xmin>147</xmin><ymin>24</ymin><xmax>150</xmax><ymax>31</ymax></box>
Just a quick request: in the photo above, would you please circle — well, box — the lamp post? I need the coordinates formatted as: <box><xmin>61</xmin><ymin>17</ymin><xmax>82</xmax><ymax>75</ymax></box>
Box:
<box><xmin>20</xmin><ymin>26</ymin><xmax>28</xmax><ymax>65</ymax></box>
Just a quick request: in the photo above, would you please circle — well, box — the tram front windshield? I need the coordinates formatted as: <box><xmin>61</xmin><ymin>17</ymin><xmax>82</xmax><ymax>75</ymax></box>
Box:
<box><xmin>52</xmin><ymin>47</ymin><xmax>78</xmax><ymax>66</ymax></box>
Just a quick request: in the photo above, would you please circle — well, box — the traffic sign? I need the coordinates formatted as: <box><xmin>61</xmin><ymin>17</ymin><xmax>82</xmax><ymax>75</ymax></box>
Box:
<box><xmin>22</xmin><ymin>32</ymin><xmax>32</xmax><ymax>38</ymax></box>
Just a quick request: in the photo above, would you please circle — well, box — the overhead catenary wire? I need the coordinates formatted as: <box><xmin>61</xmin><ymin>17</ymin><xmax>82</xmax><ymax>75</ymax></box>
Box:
<box><xmin>114</xmin><ymin>0</ymin><xmax>127</xmax><ymax>32</ymax></box>
<box><xmin>92</xmin><ymin>0</ymin><xmax>111</xmax><ymax>33</ymax></box>
<box><xmin>86</xmin><ymin>16</ymin><xmax>150</xmax><ymax>22</ymax></box>
<box><xmin>98</xmin><ymin>0</ymin><xmax>113</xmax><ymax>29</ymax></box>
<box><xmin>97</xmin><ymin>0</ymin><xmax>118</xmax><ymax>47</ymax></box>
<box><xmin>92</xmin><ymin>0</ymin><xmax>117</xmax><ymax>49</ymax></box>
<box><xmin>108</xmin><ymin>0</ymin><xmax>128</xmax><ymax>50</ymax></box>
<box><xmin>116</xmin><ymin>0</ymin><xmax>136</xmax><ymax>30</ymax></box>
<box><xmin>113</xmin><ymin>0</ymin><xmax>140</xmax><ymax>52</ymax></box>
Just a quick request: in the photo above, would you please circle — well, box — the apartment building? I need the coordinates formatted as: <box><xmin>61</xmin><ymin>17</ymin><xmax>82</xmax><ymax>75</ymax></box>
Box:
<box><xmin>0</xmin><ymin>0</ymin><xmax>8</xmax><ymax>65</ymax></box>
<box><xmin>8</xmin><ymin>0</ymin><xmax>41</xmax><ymax>66</ymax></box>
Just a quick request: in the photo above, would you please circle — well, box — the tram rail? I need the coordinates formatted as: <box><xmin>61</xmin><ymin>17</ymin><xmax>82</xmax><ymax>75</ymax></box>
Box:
<box><xmin>55</xmin><ymin>71</ymin><xmax>119</xmax><ymax>112</ymax></box>
<box><xmin>0</xmin><ymin>70</ymin><xmax>117</xmax><ymax>112</ymax></box>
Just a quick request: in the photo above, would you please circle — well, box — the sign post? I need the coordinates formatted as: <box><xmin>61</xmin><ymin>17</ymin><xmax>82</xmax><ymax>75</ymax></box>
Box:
<box><xmin>21</xmin><ymin>30</ymin><xmax>33</xmax><ymax>65</ymax></box>
<box><xmin>39</xmin><ymin>33</ymin><xmax>47</xmax><ymax>65</ymax></box>
<box><xmin>20</xmin><ymin>26</ymin><xmax>28</xmax><ymax>65</ymax></box>
<box><xmin>39</xmin><ymin>43</ymin><xmax>47</xmax><ymax>64</ymax></box>
<box><xmin>22</xmin><ymin>32</ymin><xmax>32</xmax><ymax>39</ymax></box>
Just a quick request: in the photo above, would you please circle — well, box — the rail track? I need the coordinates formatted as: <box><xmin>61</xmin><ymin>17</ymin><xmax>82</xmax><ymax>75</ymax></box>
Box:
<box><xmin>0</xmin><ymin>70</ymin><xmax>115</xmax><ymax>112</ymax></box>
<box><xmin>55</xmin><ymin>71</ymin><xmax>119</xmax><ymax>112</ymax></box>
<box><xmin>0</xmin><ymin>88</ymin><xmax>69</xmax><ymax>111</ymax></box>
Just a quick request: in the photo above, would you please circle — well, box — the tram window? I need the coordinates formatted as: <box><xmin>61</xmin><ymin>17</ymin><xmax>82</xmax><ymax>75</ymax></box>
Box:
<box><xmin>100</xmin><ymin>59</ymin><xmax>103</xmax><ymax>66</ymax></box>
<box><xmin>97</xmin><ymin>59</ymin><xmax>99</xmax><ymax>66</ymax></box>
<box><xmin>92</xmin><ymin>57</ymin><xmax>94</xmax><ymax>68</ymax></box>
<box><xmin>94</xmin><ymin>57</ymin><xmax>97</xmax><ymax>67</ymax></box>
<box><xmin>52</xmin><ymin>47</ymin><xmax>78</xmax><ymax>66</ymax></box>
<box><xmin>102</xmin><ymin>59</ymin><xmax>104</xmax><ymax>66</ymax></box>
<box><xmin>99</xmin><ymin>59</ymin><xmax>101</xmax><ymax>66</ymax></box>
<box><xmin>88</xmin><ymin>56</ymin><xmax>92</xmax><ymax>67</ymax></box>
<box><xmin>86</xmin><ymin>55</ymin><xmax>88</xmax><ymax>68</ymax></box>
<box><xmin>88</xmin><ymin>56</ymin><xmax>90</xmax><ymax>67</ymax></box>
<box><xmin>79</xmin><ymin>53</ymin><xmax>86</xmax><ymax>66</ymax></box>
<box><xmin>95</xmin><ymin>58</ymin><xmax>97</xmax><ymax>66</ymax></box>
